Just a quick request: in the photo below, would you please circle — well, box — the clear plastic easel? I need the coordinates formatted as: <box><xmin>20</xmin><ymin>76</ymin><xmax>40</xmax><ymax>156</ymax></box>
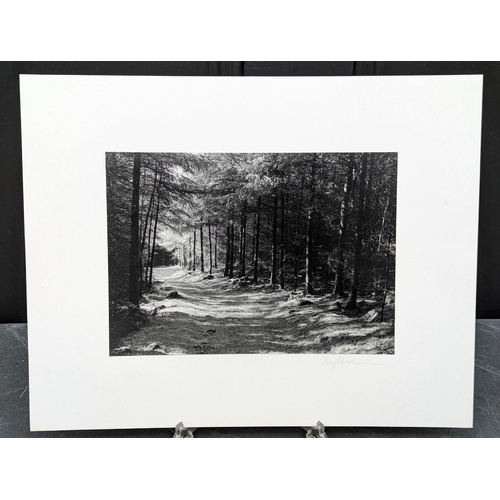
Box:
<box><xmin>171</xmin><ymin>421</ymin><xmax>328</xmax><ymax>438</ymax></box>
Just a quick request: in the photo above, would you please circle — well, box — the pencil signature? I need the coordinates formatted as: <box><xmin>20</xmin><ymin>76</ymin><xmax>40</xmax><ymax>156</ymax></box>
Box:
<box><xmin>322</xmin><ymin>356</ymin><xmax>383</xmax><ymax>368</ymax></box>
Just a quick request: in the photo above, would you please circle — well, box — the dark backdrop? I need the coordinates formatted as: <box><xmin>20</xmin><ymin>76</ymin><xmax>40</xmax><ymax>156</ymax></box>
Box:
<box><xmin>1</xmin><ymin>61</ymin><xmax>499</xmax><ymax>322</ymax></box>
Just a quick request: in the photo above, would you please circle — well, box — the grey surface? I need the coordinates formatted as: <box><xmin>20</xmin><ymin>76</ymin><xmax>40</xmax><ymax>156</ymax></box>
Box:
<box><xmin>1</xmin><ymin>321</ymin><xmax>498</xmax><ymax>438</ymax></box>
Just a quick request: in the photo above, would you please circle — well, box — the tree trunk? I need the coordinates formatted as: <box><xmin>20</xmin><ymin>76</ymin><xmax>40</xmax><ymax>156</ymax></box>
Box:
<box><xmin>251</xmin><ymin>215</ymin><xmax>256</xmax><ymax>278</ymax></box>
<box><xmin>294</xmin><ymin>238</ymin><xmax>299</xmax><ymax>291</ymax></box>
<box><xmin>144</xmin><ymin>196</ymin><xmax>154</xmax><ymax>287</ymax></box>
<box><xmin>140</xmin><ymin>163</ymin><xmax>158</xmax><ymax>292</ymax></box>
<box><xmin>200</xmin><ymin>222</ymin><xmax>204</xmax><ymax>272</ymax></box>
<box><xmin>214</xmin><ymin>229</ymin><xmax>218</xmax><ymax>269</ymax></box>
<box><xmin>208</xmin><ymin>222</ymin><xmax>213</xmax><ymax>274</ymax></box>
<box><xmin>380</xmin><ymin>226</ymin><xmax>392</xmax><ymax>322</ymax></box>
<box><xmin>378</xmin><ymin>194</ymin><xmax>391</xmax><ymax>253</ymax></box>
<box><xmin>346</xmin><ymin>153</ymin><xmax>369</xmax><ymax>309</ymax></box>
<box><xmin>229</xmin><ymin>221</ymin><xmax>235</xmax><ymax>278</ymax></box>
<box><xmin>224</xmin><ymin>222</ymin><xmax>230</xmax><ymax>277</ymax></box>
<box><xmin>293</xmin><ymin>209</ymin><xmax>300</xmax><ymax>291</ymax></box>
<box><xmin>271</xmin><ymin>194</ymin><xmax>278</xmax><ymax>284</ymax></box>
<box><xmin>334</xmin><ymin>154</ymin><xmax>355</xmax><ymax>297</ymax></box>
<box><xmin>238</xmin><ymin>225</ymin><xmax>243</xmax><ymax>276</ymax></box>
<box><xmin>305</xmin><ymin>206</ymin><xmax>314</xmax><ymax>295</ymax></box>
<box><xmin>193</xmin><ymin>228</ymin><xmax>197</xmax><ymax>271</ymax></box>
<box><xmin>240</xmin><ymin>203</ymin><xmax>247</xmax><ymax>277</ymax></box>
<box><xmin>279</xmin><ymin>191</ymin><xmax>286</xmax><ymax>289</ymax></box>
<box><xmin>253</xmin><ymin>196</ymin><xmax>261</xmax><ymax>283</ymax></box>
<box><xmin>148</xmin><ymin>189</ymin><xmax>160</xmax><ymax>288</ymax></box>
<box><xmin>235</xmin><ymin>226</ymin><xmax>240</xmax><ymax>273</ymax></box>
<box><xmin>364</xmin><ymin>155</ymin><xmax>374</xmax><ymax>241</ymax></box>
<box><xmin>140</xmin><ymin>164</ymin><xmax>158</xmax><ymax>254</ymax></box>
<box><xmin>305</xmin><ymin>155</ymin><xmax>317</xmax><ymax>295</ymax></box>
<box><xmin>188</xmin><ymin>237</ymin><xmax>192</xmax><ymax>270</ymax></box>
<box><xmin>128</xmin><ymin>153</ymin><xmax>141</xmax><ymax>306</ymax></box>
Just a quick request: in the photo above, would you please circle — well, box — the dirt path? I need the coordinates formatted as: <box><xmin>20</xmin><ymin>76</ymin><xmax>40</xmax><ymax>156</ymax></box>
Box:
<box><xmin>112</xmin><ymin>266</ymin><xmax>394</xmax><ymax>356</ymax></box>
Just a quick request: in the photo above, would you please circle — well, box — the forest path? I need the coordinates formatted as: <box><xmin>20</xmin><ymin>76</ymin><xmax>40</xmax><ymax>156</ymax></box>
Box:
<box><xmin>113</xmin><ymin>266</ymin><xmax>394</xmax><ymax>355</ymax></box>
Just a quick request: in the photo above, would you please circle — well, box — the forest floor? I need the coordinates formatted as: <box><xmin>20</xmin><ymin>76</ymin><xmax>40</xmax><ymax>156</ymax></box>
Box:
<box><xmin>111</xmin><ymin>266</ymin><xmax>394</xmax><ymax>356</ymax></box>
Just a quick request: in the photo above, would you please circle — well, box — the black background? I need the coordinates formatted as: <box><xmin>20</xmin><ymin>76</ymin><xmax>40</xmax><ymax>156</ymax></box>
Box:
<box><xmin>1</xmin><ymin>61</ymin><xmax>499</xmax><ymax>322</ymax></box>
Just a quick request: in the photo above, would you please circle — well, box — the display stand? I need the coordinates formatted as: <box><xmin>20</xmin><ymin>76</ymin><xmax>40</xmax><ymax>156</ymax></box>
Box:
<box><xmin>172</xmin><ymin>422</ymin><xmax>196</xmax><ymax>438</ymax></box>
<box><xmin>171</xmin><ymin>421</ymin><xmax>328</xmax><ymax>437</ymax></box>
<box><xmin>303</xmin><ymin>421</ymin><xmax>328</xmax><ymax>438</ymax></box>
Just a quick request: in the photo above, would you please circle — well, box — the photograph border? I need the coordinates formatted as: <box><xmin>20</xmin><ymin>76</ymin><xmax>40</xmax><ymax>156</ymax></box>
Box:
<box><xmin>105</xmin><ymin>151</ymin><xmax>398</xmax><ymax>358</ymax></box>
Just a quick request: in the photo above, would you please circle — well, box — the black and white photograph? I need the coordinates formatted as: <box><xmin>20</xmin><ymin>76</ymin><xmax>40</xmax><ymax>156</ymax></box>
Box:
<box><xmin>107</xmin><ymin>152</ymin><xmax>397</xmax><ymax>356</ymax></box>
